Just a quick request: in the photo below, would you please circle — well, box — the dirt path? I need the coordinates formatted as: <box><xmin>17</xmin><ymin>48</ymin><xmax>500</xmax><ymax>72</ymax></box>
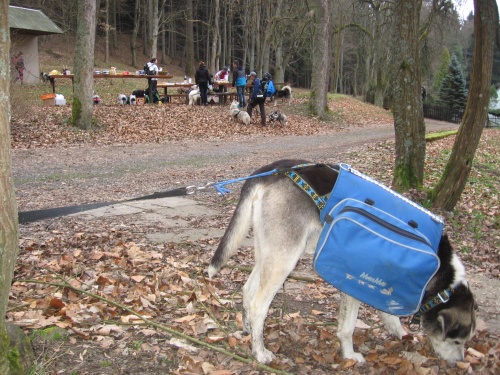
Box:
<box><xmin>13</xmin><ymin>119</ymin><xmax>457</xmax><ymax>211</ymax></box>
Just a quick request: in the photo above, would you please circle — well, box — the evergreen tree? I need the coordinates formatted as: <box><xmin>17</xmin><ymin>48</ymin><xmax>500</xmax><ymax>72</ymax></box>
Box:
<box><xmin>439</xmin><ymin>54</ymin><xmax>468</xmax><ymax>110</ymax></box>
<box><xmin>433</xmin><ymin>48</ymin><xmax>451</xmax><ymax>99</ymax></box>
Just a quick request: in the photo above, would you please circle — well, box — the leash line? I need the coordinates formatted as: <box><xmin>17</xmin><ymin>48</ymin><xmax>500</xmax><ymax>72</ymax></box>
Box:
<box><xmin>18</xmin><ymin>163</ymin><xmax>322</xmax><ymax>223</ymax></box>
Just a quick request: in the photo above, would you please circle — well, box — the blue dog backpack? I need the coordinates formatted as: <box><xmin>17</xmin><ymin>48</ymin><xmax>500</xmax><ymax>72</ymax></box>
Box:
<box><xmin>312</xmin><ymin>164</ymin><xmax>444</xmax><ymax>316</ymax></box>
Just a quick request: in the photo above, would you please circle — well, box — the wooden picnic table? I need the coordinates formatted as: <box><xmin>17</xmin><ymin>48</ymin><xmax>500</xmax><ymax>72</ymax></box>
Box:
<box><xmin>156</xmin><ymin>81</ymin><xmax>285</xmax><ymax>104</ymax></box>
<box><xmin>47</xmin><ymin>73</ymin><xmax>174</xmax><ymax>93</ymax></box>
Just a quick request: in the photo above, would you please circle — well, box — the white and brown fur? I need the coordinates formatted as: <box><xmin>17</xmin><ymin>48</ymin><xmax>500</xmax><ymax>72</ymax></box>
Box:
<box><xmin>208</xmin><ymin>159</ymin><xmax>477</xmax><ymax>364</ymax></box>
<box><xmin>229</xmin><ymin>100</ymin><xmax>251</xmax><ymax>125</ymax></box>
<box><xmin>272</xmin><ymin>85</ymin><xmax>292</xmax><ymax>106</ymax></box>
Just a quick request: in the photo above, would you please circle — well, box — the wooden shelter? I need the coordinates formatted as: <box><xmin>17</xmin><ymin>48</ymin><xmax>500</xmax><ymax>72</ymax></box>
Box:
<box><xmin>9</xmin><ymin>6</ymin><xmax>63</xmax><ymax>84</ymax></box>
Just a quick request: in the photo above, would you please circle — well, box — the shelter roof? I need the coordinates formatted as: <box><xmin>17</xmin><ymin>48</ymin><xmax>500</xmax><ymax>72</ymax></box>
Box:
<box><xmin>9</xmin><ymin>6</ymin><xmax>63</xmax><ymax>35</ymax></box>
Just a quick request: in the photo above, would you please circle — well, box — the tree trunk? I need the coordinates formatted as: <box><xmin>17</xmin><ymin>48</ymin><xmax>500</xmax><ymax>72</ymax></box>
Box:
<box><xmin>105</xmin><ymin>0</ymin><xmax>109</xmax><ymax>64</ymax></box>
<box><xmin>210</xmin><ymin>0</ymin><xmax>220</xmax><ymax>72</ymax></box>
<box><xmin>431</xmin><ymin>0</ymin><xmax>497</xmax><ymax>210</ymax></box>
<box><xmin>391</xmin><ymin>0</ymin><xmax>425</xmax><ymax>191</ymax></box>
<box><xmin>130</xmin><ymin>0</ymin><xmax>140</xmax><ymax>67</ymax></box>
<box><xmin>0</xmin><ymin>1</ymin><xmax>21</xmax><ymax>372</ymax></box>
<box><xmin>150</xmin><ymin>0</ymin><xmax>159</xmax><ymax>58</ymax></box>
<box><xmin>71</xmin><ymin>0</ymin><xmax>96</xmax><ymax>130</ymax></box>
<box><xmin>310</xmin><ymin>0</ymin><xmax>331</xmax><ymax>118</ymax></box>
<box><xmin>185</xmin><ymin>0</ymin><xmax>194</xmax><ymax>76</ymax></box>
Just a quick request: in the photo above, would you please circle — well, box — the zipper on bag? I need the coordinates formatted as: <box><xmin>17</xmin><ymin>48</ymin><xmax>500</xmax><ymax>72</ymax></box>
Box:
<box><xmin>338</xmin><ymin>206</ymin><xmax>431</xmax><ymax>246</ymax></box>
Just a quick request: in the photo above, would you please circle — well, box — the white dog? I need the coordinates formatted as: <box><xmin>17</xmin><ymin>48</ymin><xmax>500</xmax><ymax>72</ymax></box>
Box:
<box><xmin>118</xmin><ymin>94</ymin><xmax>127</xmax><ymax>104</ymax></box>
<box><xmin>188</xmin><ymin>85</ymin><xmax>200</xmax><ymax>106</ymax></box>
<box><xmin>129</xmin><ymin>94</ymin><xmax>136</xmax><ymax>105</ymax></box>
<box><xmin>229</xmin><ymin>100</ymin><xmax>251</xmax><ymax>125</ymax></box>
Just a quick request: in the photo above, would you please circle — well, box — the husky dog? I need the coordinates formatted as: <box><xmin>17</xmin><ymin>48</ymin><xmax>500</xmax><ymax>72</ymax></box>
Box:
<box><xmin>273</xmin><ymin>85</ymin><xmax>292</xmax><ymax>106</ymax></box>
<box><xmin>268</xmin><ymin>111</ymin><xmax>287</xmax><ymax>126</ymax></box>
<box><xmin>229</xmin><ymin>100</ymin><xmax>251</xmax><ymax>125</ymax></box>
<box><xmin>118</xmin><ymin>94</ymin><xmax>127</xmax><ymax>104</ymax></box>
<box><xmin>208</xmin><ymin>159</ymin><xmax>477</xmax><ymax>365</ymax></box>
<box><xmin>188</xmin><ymin>85</ymin><xmax>200</xmax><ymax>106</ymax></box>
<box><xmin>129</xmin><ymin>94</ymin><xmax>136</xmax><ymax>105</ymax></box>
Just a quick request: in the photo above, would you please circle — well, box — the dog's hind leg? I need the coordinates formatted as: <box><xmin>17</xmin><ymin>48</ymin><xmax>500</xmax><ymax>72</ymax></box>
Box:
<box><xmin>243</xmin><ymin>186</ymin><xmax>314</xmax><ymax>363</ymax></box>
<box><xmin>377</xmin><ymin>311</ymin><xmax>406</xmax><ymax>339</ymax></box>
<box><xmin>243</xmin><ymin>244</ymin><xmax>302</xmax><ymax>364</ymax></box>
<box><xmin>337</xmin><ymin>293</ymin><xmax>366</xmax><ymax>362</ymax></box>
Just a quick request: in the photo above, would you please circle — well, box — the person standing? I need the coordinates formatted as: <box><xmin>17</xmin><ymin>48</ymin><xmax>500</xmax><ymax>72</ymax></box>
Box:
<box><xmin>195</xmin><ymin>61</ymin><xmax>211</xmax><ymax>106</ymax></box>
<box><xmin>246</xmin><ymin>71</ymin><xmax>266</xmax><ymax>126</ymax></box>
<box><xmin>146</xmin><ymin>58</ymin><xmax>160</xmax><ymax>103</ymax></box>
<box><xmin>12</xmin><ymin>52</ymin><xmax>25</xmax><ymax>84</ymax></box>
<box><xmin>232</xmin><ymin>60</ymin><xmax>247</xmax><ymax>108</ymax></box>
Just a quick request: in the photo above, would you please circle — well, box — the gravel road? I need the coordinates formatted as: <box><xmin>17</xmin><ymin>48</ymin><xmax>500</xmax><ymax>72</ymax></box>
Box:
<box><xmin>13</xmin><ymin>119</ymin><xmax>458</xmax><ymax>212</ymax></box>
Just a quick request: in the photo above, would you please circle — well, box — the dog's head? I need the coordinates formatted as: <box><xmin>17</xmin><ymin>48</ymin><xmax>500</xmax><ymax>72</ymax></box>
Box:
<box><xmin>129</xmin><ymin>94</ymin><xmax>136</xmax><ymax>105</ymax></box>
<box><xmin>268</xmin><ymin>111</ymin><xmax>280</xmax><ymax>121</ymax></box>
<box><xmin>118</xmin><ymin>94</ymin><xmax>127</xmax><ymax>104</ymax></box>
<box><xmin>230</xmin><ymin>100</ymin><xmax>239</xmax><ymax>110</ymax></box>
<box><xmin>423</xmin><ymin>285</ymin><xmax>477</xmax><ymax>363</ymax></box>
<box><xmin>422</xmin><ymin>235</ymin><xmax>477</xmax><ymax>364</ymax></box>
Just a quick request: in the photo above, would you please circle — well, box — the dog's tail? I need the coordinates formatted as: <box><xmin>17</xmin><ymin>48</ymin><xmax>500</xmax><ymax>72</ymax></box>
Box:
<box><xmin>208</xmin><ymin>184</ymin><xmax>256</xmax><ymax>278</ymax></box>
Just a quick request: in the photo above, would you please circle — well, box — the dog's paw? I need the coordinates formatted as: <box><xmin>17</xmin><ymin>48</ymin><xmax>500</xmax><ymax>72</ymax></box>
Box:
<box><xmin>344</xmin><ymin>351</ymin><xmax>366</xmax><ymax>363</ymax></box>
<box><xmin>253</xmin><ymin>348</ymin><xmax>276</xmax><ymax>364</ymax></box>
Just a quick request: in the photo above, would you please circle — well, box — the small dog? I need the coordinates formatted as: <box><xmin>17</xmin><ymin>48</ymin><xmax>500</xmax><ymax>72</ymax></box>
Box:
<box><xmin>118</xmin><ymin>94</ymin><xmax>127</xmax><ymax>105</ymax></box>
<box><xmin>129</xmin><ymin>94</ymin><xmax>136</xmax><ymax>105</ymax></box>
<box><xmin>208</xmin><ymin>159</ymin><xmax>477</xmax><ymax>365</ymax></box>
<box><xmin>268</xmin><ymin>111</ymin><xmax>287</xmax><ymax>126</ymax></box>
<box><xmin>229</xmin><ymin>100</ymin><xmax>251</xmax><ymax>125</ymax></box>
<box><xmin>273</xmin><ymin>85</ymin><xmax>292</xmax><ymax>106</ymax></box>
<box><xmin>188</xmin><ymin>85</ymin><xmax>200</xmax><ymax>106</ymax></box>
<box><xmin>40</xmin><ymin>72</ymin><xmax>50</xmax><ymax>83</ymax></box>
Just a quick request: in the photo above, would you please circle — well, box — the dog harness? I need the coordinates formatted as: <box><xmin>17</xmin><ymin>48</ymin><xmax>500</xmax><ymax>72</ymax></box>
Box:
<box><xmin>409</xmin><ymin>287</ymin><xmax>455</xmax><ymax>329</ymax></box>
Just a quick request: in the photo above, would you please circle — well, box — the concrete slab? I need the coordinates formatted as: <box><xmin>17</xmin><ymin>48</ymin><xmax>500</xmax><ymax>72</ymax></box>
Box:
<box><xmin>71</xmin><ymin>203</ymin><xmax>144</xmax><ymax>219</ymax></box>
<box><xmin>154</xmin><ymin>205</ymin><xmax>217</xmax><ymax>218</ymax></box>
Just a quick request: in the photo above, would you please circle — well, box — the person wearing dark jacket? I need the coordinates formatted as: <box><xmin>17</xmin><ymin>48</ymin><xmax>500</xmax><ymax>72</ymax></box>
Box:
<box><xmin>195</xmin><ymin>61</ymin><xmax>211</xmax><ymax>105</ymax></box>
<box><xmin>232</xmin><ymin>59</ymin><xmax>247</xmax><ymax>108</ymax></box>
<box><xmin>246</xmin><ymin>71</ymin><xmax>266</xmax><ymax>126</ymax></box>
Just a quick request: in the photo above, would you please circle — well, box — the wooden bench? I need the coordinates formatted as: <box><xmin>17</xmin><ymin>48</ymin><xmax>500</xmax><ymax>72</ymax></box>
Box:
<box><xmin>165</xmin><ymin>93</ymin><xmax>188</xmax><ymax>104</ymax></box>
<box><xmin>209</xmin><ymin>92</ymin><xmax>237</xmax><ymax>104</ymax></box>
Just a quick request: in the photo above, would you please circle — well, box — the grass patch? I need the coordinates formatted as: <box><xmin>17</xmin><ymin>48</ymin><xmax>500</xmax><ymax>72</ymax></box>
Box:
<box><xmin>425</xmin><ymin>130</ymin><xmax>458</xmax><ymax>142</ymax></box>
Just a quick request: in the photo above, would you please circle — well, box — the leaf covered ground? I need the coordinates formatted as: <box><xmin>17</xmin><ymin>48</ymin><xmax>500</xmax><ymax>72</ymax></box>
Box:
<box><xmin>8</xmin><ymin>96</ymin><xmax>500</xmax><ymax>374</ymax></box>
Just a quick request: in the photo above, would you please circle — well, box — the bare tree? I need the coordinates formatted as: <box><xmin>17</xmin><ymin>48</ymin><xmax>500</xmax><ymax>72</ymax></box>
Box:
<box><xmin>0</xmin><ymin>0</ymin><xmax>20</xmax><ymax>372</ymax></box>
<box><xmin>185</xmin><ymin>0</ymin><xmax>195</xmax><ymax>76</ymax></box>
<box><xmin>210</xmin><ymin>0</ymin><xmax>220</xmax><ymax>72</ymax></box>
<box><xmin>71</xmin><ymin>0</ymin><xmax>96</xmax><ymax>130</ymax></box>
<box><xmin>390</xmin><ymin>0</ymin><xmax>425</xmax><ymax>190</ymax></box>
<box><xmin>131</xmin><ymin>0</ymin><xmax>140</xmax><ymax>67</ymax></box>
<box><xmin>431</xmin><ymin>0</ymin><xmax>498</xmax><ymax>210</ymax></box>
<box><xmin>310</xmin><ymin>0</ymin><xmax>332</xmax><ymax>118</ymax></box>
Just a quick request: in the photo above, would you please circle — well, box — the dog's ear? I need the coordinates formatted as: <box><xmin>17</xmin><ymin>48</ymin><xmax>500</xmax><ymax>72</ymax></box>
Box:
<box><xmin>437</xmin><ymin>311</ymin><xmax>456</xmax><ymax>341</ymax></box>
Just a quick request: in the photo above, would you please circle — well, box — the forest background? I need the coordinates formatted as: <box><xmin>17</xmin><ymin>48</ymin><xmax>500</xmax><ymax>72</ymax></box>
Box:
<box><xmin>8</xmin><ymin>0</ymin><xmax>500</xmax><ymax>108</ymax></box>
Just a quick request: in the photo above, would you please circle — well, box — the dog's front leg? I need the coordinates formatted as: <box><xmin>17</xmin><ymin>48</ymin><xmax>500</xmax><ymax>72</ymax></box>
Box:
<box><xmin>337</xmin><ymin>293</ymin><xmax>366</xmax><ymax>362</ymax></box>
<box><xmin>377</xmin><ymin>311</ymin><xmax>406</xmax><ymax>339</ymax></box>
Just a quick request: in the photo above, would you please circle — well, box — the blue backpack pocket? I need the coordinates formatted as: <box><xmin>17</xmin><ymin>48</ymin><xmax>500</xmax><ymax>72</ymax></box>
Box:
<box><xmin>314</xmin><ymin>198</ymin><xmax>440</xmax><ymax>316</ymax></box>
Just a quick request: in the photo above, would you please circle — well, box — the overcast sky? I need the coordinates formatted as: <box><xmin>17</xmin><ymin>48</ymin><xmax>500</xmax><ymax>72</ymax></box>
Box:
<box><xmin>454</xmin><ymin>0</ymin><xmax>500</xmax><ymax>19</ymax></box>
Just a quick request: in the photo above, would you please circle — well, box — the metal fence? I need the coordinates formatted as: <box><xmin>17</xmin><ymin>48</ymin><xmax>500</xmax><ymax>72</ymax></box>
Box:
<box><xmin>423</xmin><ymin>104</ymin><xmax>464</xmax><ymax>124</ymax></box>
<box><xmin>487</xmin><ymin>114</ymin><xmax>500</xmax><ymax>128</ymax></box>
